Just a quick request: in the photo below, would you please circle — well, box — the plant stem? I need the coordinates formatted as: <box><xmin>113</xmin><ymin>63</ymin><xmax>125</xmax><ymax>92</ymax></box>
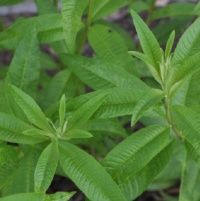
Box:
<box><xmin>77</xmin><ymin>0</ymin><xmax>94</xmax><ymax>54</ymax></box>
<box><xmin>146</xmin><ymin>0</ymin><xmax>156</xmax><ymax>26</ymax></box>
<box><xmin>0</xmin><ymin>18</ymin><xmax>4</xmax><ymax>32</ymax></box>
<box><xmin>164</xmin><ymin>93</ymin><xmax>183</xmax><ymax>139</ymax></box>
<box><xmin>53</xmin><ymin>0</ymin><xmax>58</xmax><ymax>7</ymax></box>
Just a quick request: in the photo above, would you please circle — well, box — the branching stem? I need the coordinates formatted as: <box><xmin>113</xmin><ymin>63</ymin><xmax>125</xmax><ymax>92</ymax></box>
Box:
<box><xmin>77</xmin><ymin>0</ymin><xmax>94</xmax><ymax>54</ymax></box>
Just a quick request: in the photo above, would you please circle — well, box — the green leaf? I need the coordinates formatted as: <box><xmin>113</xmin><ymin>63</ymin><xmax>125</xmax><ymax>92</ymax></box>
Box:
<box><xmin>58</xmin><ymin>141</ymin><xmax>126</xmax><ymax>201</ymax></box>
<box><xmin>131</xmin><ymin>10</ymin><xmax>162</xmax><ymax>76</ymax></box>
<box><xmin>0</xmin><ymin>112</ymin><xmax>46</xmax><ymax>144</ymax></box>
<box><xmin>172</xmin><ymin>17</ymin><xmax>200</xmax><ymax>64</ymax></box>
<box><xmin>179</xmin><ymin>156</ymin><xmax>200</xmax><ymax>201</ymax></box>
<box><xmin>66</xmin><ymin>93</ymin><xmax>107</xmax><ymax>131</ymax></box>
<box><xmin>165</xmin><ymin>30</ymin><xmax>175</xmax><ymax>60</ymax></box>
<box><xmin>65</xmin><ymin>88</ymin><xmax>146</xmax><ymax>119</ymax></box>
<box><xmin>88</xmin><ymin>24</ymin><xmax>136</xmax><ymax>72</ymax></box>
<box><xmin>59</xmin><ymin>95</ymin><xmax>66</xmax><ymax>129</ymax></box>
<box><xmin>61</xmin><ymin>54</ymin><xmax>147</xmax><ymax>90</ymax></box>
<box><xmin>34</xmin><ymin>141</ymin><xmax>59</xmax><ymax>193</ymax></box>
<box><xmin>166</xmin><ymin>17</ymin><xmax>200</xmax><ymax>93</ymax></box>
<box><xmin>3</xmin><ymin>147</ymin><xmax>40</xmax><ymax>194</ymax></box>
<box><xmin>131</xmin><ymin>89</ymin><xmax>164</xmax><ymax>125</ymax></box>
<box><xmin>0</xmin><ymin>192</ymin><xmax>74</xmax><ymax>201</ymax></box>
<box><xmin>64</xmin><ymin>129</ymin><xmax>93</xmax><ymax>139</ymax></box>
<box><xmin>167</xmin><ymin>52</ymin><xmax>200</xmax><ymax>94</ymax></box>
<box><xmin>35</xmin><ymin>0</ymin><xmax>58</xmax><ymax>14</ymax></box>
<box><xmin>92</xmin><ymin>0</ymin><xmax>130</xmax><ymax>21</ymax></box>
<box><xmin>92</xmin><ymin>0</ymin><xmax>109</xmax><ymax>20</ymax></box>
<box><xmin>82</xmin><ymin>118</ymin><xmax>126</xmax><ymax>138</ymax></box>
<box><xmin>61</xmin><ymin>0</ymin><xmax>89</xmax><ymax>53</ymax></box>
<box><xmin>171</xmin><ymin>106</ymin><xmax>200</xmax><ymax>166</ymax></box>
<box><xmin>102</xmin><ymin>125</ymin><xmax>171</xmax><ymax>200</ymax></box>
<box><xmin>0</xmin><ymin>0</ymin><xmax>25</xmax><ymax>5</ymax></box>
<box><xmin>41</xmin><ymin>69</ymin><xmax>72</xmax><ymax>109</ymax></box>
<box><xmin>0</xmin><ymin>146</ymin><xmax>18</xmax><ymax>189</ymax></box>
<box><xmin>7</xmin><ymin>25</ymin><xmax>40</xmax><ymax>98</ymax></box>
<box><xmin>185</xmin><ymin>71</ymin><xmax>200</xmax><ymax>107</ymax></box>
<box><xmin>9</xmin><ymin>85</ymin><xmax>52</xmax><ymax>133</ymax></box>
<box><xmin>151</xmin><ymin>2</ymin><xmax>200</xmax><ymax>20</ymax></box>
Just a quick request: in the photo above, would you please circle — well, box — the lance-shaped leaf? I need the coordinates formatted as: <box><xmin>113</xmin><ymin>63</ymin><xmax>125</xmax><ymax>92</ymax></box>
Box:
<box><xmin>167</xmin><ymin>51</ymin><xmax>200</xmax><ymax>95</ymax></box>
<box><xmin>0</xmin><ymin>113</ymin><xmax>46</xmax><ymax>144</ymax></box>
<box><xmin>131</xmin><ymin>10</ymin><xmax>162</xmax><ymax>76</ymax></box>
<box><xmin>61</xmin><ymin>54</ymin><xmax>147</xmax><ymax>90</ymax></box>
<box><xmin>0</xmin><ymin>192</ymin><xmax>74</xmax><ymax>201</ymax></box>
<box><xmin>41</xmin><ymin>69</ymin><xmax>72</xmax><ymax>109</ymax></box>
<box><xmin>179</xmin><ymin>156</ymin><xmax>200</xmax><ymax>201</ymax></box>
<box><xmin>4</xmin><ymin>147</ymin><xmax>40</xmax><ymax>194</ymax></box>
<box><xmin>151</xmin><ymin>2</ymin><xmax>200</xmax><ymax>20</ymax></box>
<box><xmin>9</xmin><ymin>85</ymin><xmax>52</xmax><ymax>133</ymax></box>
<box><xmin>66</xmin><ymin>93</ymin><xmax>107</xmax><ymax>131</ymax></box>
<box><xmin>59</xmin><ymin>94</ymin><xmax>66</xmax><ymax>129</ymax></box>
<box><xmin>88</xmin><ymin>24</ymin><xmax>136</xmax><ymax>71</ymax></box>
<box><xmin>131</xmin><ymin>89</ymin><xmax>164</xmax><ymax>125</ymax></box>
<box><xmin>7</xmin><ymin>25</ymin><xmax>40</xmax><ymax>98</ymax></box>
<box><xmin>58</xmin><ymin>141</ymin><xmax>126</xmax><ymax>201</ymax></box>
<box><xmin>64</xmin><ymin>129</ymin><xmax>93</xmax><ymax>139</ymax></box>
<box><xmin>171</xmin><ymin>106</ymin><xmax>200</xmax><ymax>166</ymax></box>
<box><xmin>102</xmin><ymin>125</ymin><xmax>171</xmax><ymax>200</ymax></box>
<box><xmin>165</xmin><ymin>30</ymin><xmax>175</xmax><ymax>60</ymax></box>
<box><xmin>34</xmin><ymin>141</ymin><xmax>59</xmax><ymax>193</ymax></box>
<box><xmin>65</xmin><ymin>88</ymin><xmax>146</xmax><ymax>119</ymax></box>
<box><xmin>35</xmin><ymin>0</ymin><xmax>58</xmax><ymax>14</ymax></box>
<box><xmin>0</xmin><ymin>146</ymin><xmax>18</xmax><ymax>189</ymax></box>
<box><xmin>61</xmin><ymin>0</ymin><xmax>89</xmax><ymax>53</ymax></box>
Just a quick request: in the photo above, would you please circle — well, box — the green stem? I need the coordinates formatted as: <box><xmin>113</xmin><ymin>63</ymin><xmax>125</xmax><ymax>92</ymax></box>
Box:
<box><xmin>164</xmin><ymin>93</ymin><xmax>183</xmax><ymax>139</ymax></box>
<box><xmin>146</xmin><ymin>0</ymin><xmax>156</xmax><ymax>26</ymax></box>
<box><xmin>53</xmin><ymin>0</ymin><xmax>58</xmax><ymax>7</ymax></box>
<box><xmin>77</xmin><ymin>0</ymin><xmax>94</xmax><ymax>54</ymax></box>
<box><xmin>0</xmin><ymin>18</ymin><xmax>4</xmax><ymax>32</ymax></box>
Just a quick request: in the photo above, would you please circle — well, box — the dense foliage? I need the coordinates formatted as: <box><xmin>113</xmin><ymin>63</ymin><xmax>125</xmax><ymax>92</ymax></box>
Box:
<box><xmin>0</xmin><ymin>0</ymin><xmax>200</xmax><ymax>200</ymax></box>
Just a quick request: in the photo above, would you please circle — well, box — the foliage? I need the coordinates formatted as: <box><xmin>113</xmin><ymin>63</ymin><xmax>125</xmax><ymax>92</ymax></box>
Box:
<box><xmin>0</xmin><ymin>0</ymin><xmax>200</xmax><ymax>200</ymax></box>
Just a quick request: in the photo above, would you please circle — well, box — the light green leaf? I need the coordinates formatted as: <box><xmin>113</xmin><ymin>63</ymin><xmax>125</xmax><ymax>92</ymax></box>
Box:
<box><xmin>7</xmin><ymin>25</ymin><xmax>40</xmax><ymax>98</ymax></box>
<box><xmin>0</xmin><ymin>192</ymin><xmax>75</xmax><ymax>201</ymax></box>
<box><xmin>66</xmin><ymin>93</ymin><xmax>107</xmax><ymax>131</ymax></box>
<box><xmin>179</xmin><ymin>156</ymin><xmax>200</xmax><ymax>201</ymax></box>
<box><xmin>172</xmin><ymin>17</ymin><xmax>200</xmax><ymax>64</ymax></box>
<box><xmin>65</xmin><ymin>88</ymin><xmax>146</xmax><ymax>119</ymax></box>
<box><xmin>61</xmin><ymin>0</ymin><xmax>89</xmax><ymax>53</ymax></box>
<box><xmin>185</xmin><ymin>71</ymin><xmax>200</xmax><ymax>107</ymax></box>
<box><xmin>34</xmin><ymin>141</ymin><xmax>59</xmax><ymax>193</ymax></box>
<box><xmin>167</xmin><ymin>52</ymin><xmax>200</xmax><ymax>94</ymax></box>
<box><xmin>0</xmin><ymin>0</ymin><xmax>25</xmax><ymax>5</ymax></box>
<box><xmin>102</xmin><ymin>125</ymin><xmax>171</xmax><ymax>200</ymax></box>
<box><xmin>61</xmin><ymin>54</ymin><xmax>147</xmax><ymax>90</ymax></box>
<box><xmin>92</xmin><ymin>0</ymin><xmax>109</xmax><ymax>20</ymax></box>
<box><xmin>131</xmin><ymin>10</ymin><xmax>162</xmax><ymax>76</ymax></box>
<box><xmin>151</xmin><ymin>2</ymin><xmax>200</xmax><ymax>20</ymax></box>
<box><xmin>165</xmin><ymin>30</ymin><xmax>175</xmax><ymax>60</ymax></box>
<box><xmin>35</xmin><ymin>0</ymin><xmax>58</xmax><ymax>14</ymax></box>
<box><xmin>64</xmin><ymin>129</ymin><xmax>93</xmax><ymax>139</ymax></box>
<box><xmin>82</xmin><ymin>118</ymin><xmax>126</xmax><ymax>138</ymax></box>
<box><xmin>0</xmin><ymin>112</ymin><xmax>46</xmax><ymax>144</ymax></box>
<box><xmin>41</xmin><ymin>69</ymin><xmax>72</xmax><ymax>109</ymax></box>
<box><xmin>88</xmin><ymin>24</ymin><xmax>136</xmax><ymax>71</ymax></box>
<box><xmin>92</xmin><ymin>0</ymin><xmax>130</xmax><ymax>21</ymax></box>
<box><xmin>131</xmin><ymin>89</ymin><xmax>164</xmax><ymax>125</ymax></box>
<box><xmin>0</xmin><ymin>146</ymin><xmax>18</xmax><ymax>189</ymax></box>
<box><xmin>3</xmin><ymin>148</ymin><xmax>40</xmax><ymax>194</ymax></box>
<box><xmin>59</xmin><ymin>141</ymin><xmax>126</xmax><ymax>201</ymax></box>
<box><xmin>171</xmin><ymin>106</ymin><xmax>200</xmax><ymax>166</ymax></box>
<box><xmin>9</xmin><ymin>85</ymin><xmax>52</xmax><ymax>133</ymax></box>
<box><xmin>59</xmin><ymin>94</ymin><xmax>66</xmax><ymax>129</ymax></box>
